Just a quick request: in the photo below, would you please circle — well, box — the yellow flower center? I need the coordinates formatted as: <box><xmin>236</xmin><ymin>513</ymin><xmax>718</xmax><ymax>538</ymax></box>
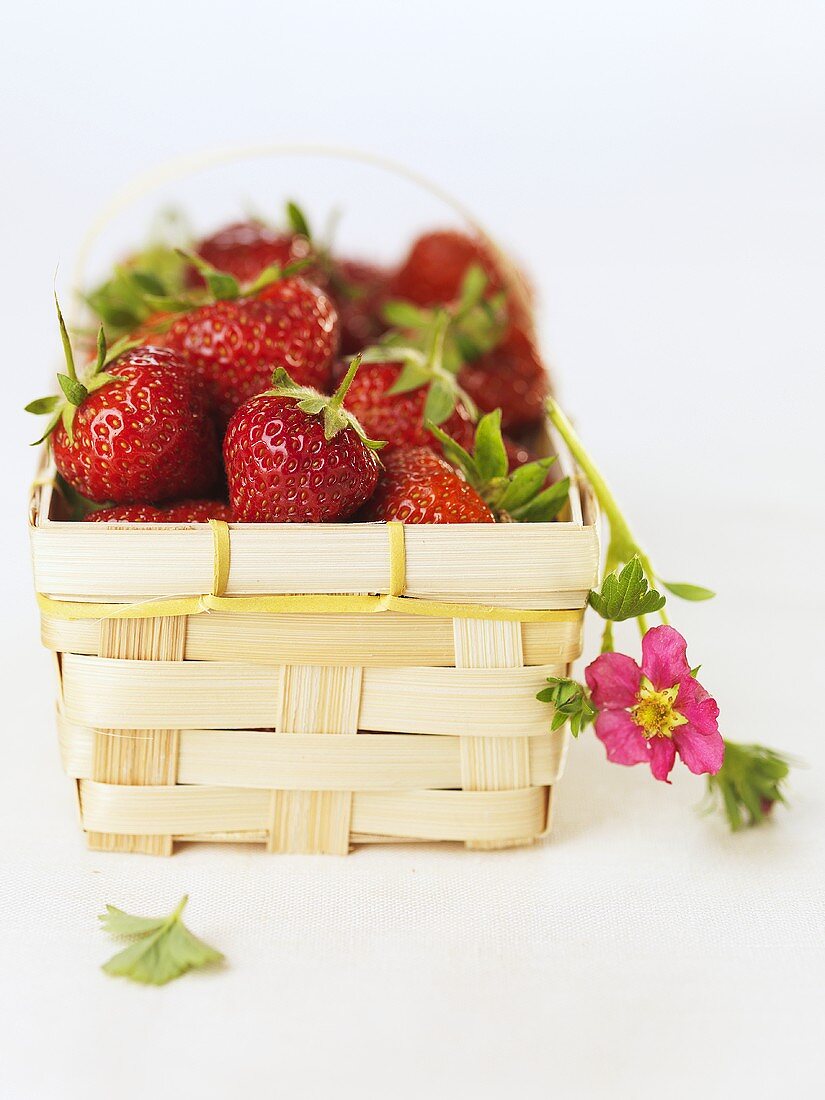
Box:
<box><xmin>630</xmin><ymin>678</ymin><xmax>688</xmax><ymax>739</ymax></box>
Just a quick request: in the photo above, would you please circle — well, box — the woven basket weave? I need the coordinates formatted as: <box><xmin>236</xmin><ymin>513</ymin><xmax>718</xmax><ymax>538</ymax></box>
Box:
<box><xmin>29</xmin><ymin>147</ymin><xmax>600</xmax><ymax>855</ymax></box>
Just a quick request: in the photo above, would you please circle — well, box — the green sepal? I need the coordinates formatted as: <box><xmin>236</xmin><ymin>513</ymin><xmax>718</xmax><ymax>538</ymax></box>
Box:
<box><xmin>588</xmin><ymin>558</ymin><xmax>667</xmax><ymax>621</ymax></box>
<box><xmin>661</xmin><ymin>580</ymin><xmax>716</xmax><ymax>602</ymax></box>
<box><xmin>86</xmin><ymin>373</ymin><xmax>127</xmax><ymax>394</ymax></box>
<box><xmin>25</xmin><ymin>395</ymin><xmax>61</xmax><ymax>416</ymax></box>
<box><xmin>382</xmin><ymin>301</ymin><xmax>431</xmax><ymax>329</ymax></box>
<box><xmin>286</xmin><ymin>200</ymin><xmax>312</xmax><ymax>239</ymax></box>
<box><xmin>704</xmin><ymin>741</ymin><xmax>795</xmax><ymax>831</ymax></box>
<box><xmin>536</xmin><ymin>677</ymin><xmax>597</xmax><ymax>736</ymax></box>
<box><xmin>55</xmin><ymin>294</ymin><xmax>77</xmax><ymax>381</ymax></box>
<box><xmin>61</xmin><ymin>402</ymin><xmax>78</xmax><ymax>445</ymax></box>
<box><xmin>267</xmin><ymin>361</ymin><xmax>387</xmax><ymax>453</ymax></box>
<box><xmin>472</xmin><ymin>408</ymin><xmax>508</xmax><ymax>481</ymax></box>
<box><xmin>57</xmin><ymin>373</ymin><xmax>88</xmax><ymax>407</ymax></box>
<box><xmin>178</xmin><ymin>250</ymin><xmax>240</xmax><ymax>300</ymax></box>
<box><xmin>428</xmin><ymin>409</ymin><xmax>568</xmax><ymax>523</ymax></box>
<box><xmin>424</xmin><ymin>378</ymin><xmax>458</xmax><ymax>426</ymax></box>
<box><xmin>510</xmin><ymin>477</ymin><xmax>571</xmax><ymax>522</ymax></box>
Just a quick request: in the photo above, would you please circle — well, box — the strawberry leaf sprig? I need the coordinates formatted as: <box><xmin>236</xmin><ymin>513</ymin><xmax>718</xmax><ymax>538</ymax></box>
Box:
<box><xmin>428</xmin><ymin>408</ymin><xmax>570</xmax><ymax>522</ymax></box>
<box><xmin>362</xmin><ymin>265</ymin><xmax>507</xmax><ymax>427</ymax></box>
<box><xmin>704</xmin><ymin>742</ymin><xmax>795</xmax><ymax>831</ymax></box>
<box><xmin>546</xmin><ymin>397</ymin><xmax>714</xmax><ymax>651</ymax></box>
<box><xmin>26</xmin><ymin>298</ymin><xmax>130</xmax><ymax>445</ymax></box>
<box><xmin>267</xmin><ymin>355</ymin><xmax>387</xmax><ymax>452</ymax></box>
<box><xmin>99</xmin><ymin>895</ymin><xmax>223</xmax><ymax>986</ymax></box>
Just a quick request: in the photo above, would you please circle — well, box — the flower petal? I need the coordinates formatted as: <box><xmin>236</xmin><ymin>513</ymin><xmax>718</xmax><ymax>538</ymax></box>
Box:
<box><xmin>641</xmin><ymin>625</ymin><xmax>692</xmax><ymax>690</ymax></box>
<box><xmin>594</xmin><ymin>710</ymin><xmax>650</xmax><ymax>766</ymax></box>
<box><xmin>673</xmin><ymin>723</ymin><xmax>725</xmax><ymax>776</ymax></box>
<box><xmin>675</xmin><ymin>675</ymin><xmax>721</xmax><ymax>736</ymax></box>
<box><xmin>648</xmin><ymin>737</ymin><xmax>677</xmax><ymax>782</ymax></box>
<box><xmin>585</xmin><ymin>652</ymin><xmax>641</xmax><ymax>710</ymax></box>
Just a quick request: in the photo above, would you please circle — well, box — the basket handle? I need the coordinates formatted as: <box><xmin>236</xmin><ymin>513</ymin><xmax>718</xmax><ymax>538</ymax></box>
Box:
<box><xmin>71</xmin><ymin>142</ymin><xmax>535</xmax><ymax>333</ymax></box>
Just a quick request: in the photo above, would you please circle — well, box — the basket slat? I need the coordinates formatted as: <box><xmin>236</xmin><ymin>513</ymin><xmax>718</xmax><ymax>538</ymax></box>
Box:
<box><xmin>268</xmin><ymin>665</ymin><xmax>362</xmax><ymax>854</ymax></box>
<box><xmin>58</xmin><ymin>719</ymin><xmax>568</xmax><ymax>790</ymax></box>
<box><xmin>41</xmin><ymin>611</ymin><xmax>584</xmax><ymax>668</ymax></box>
<box><xmin>78</xmin><ymin>781</ymin><xmax>548</xmax><ymax>843</ymax></box>
<box><xmin>86</xmin><ymin>616</ymin><xmax>186</xmax><ymax>855</ymax></box>
<box><xmin>59</xmin><ymin>656</ymin><xmax>557</xmax><ymax>736</ymax></box>
<box><xmin>455</xmin><ymin>619</ymin><xmax>536</xmax><ymax>850</ymax></box>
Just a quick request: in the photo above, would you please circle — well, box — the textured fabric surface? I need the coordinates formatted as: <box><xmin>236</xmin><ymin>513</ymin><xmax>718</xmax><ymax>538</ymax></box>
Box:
<box><xmin>2</xmin><ymin>495</ymin><xmax>824</xmax><ymax>1100</ymax></box>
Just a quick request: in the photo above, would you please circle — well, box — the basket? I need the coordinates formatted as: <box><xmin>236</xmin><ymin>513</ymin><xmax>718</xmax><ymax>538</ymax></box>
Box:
<box><xmin>28</xmin><ymin>147</ymin><xmax>600</xmax><ymax>855</ymax></box>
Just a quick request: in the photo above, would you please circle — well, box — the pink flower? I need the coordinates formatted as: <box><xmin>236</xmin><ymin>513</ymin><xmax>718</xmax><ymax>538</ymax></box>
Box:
<box><xmin>584</xmin><ymin>625</ymin><xmax>723</xmax><ymax>783</ymax></box>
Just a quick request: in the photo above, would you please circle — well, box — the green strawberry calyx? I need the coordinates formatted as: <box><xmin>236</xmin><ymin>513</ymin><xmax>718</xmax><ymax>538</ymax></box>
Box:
<box><xmin>361</xmin><ymin>309</ymin><xmax>480</xmax><ymax>427</ymax></box>
<box><xmin>25</xmin><ymin>297</ymin><xmax>129</xmax><ymax>446</ymax></box>
<box><xmin>266</xmin><ymin>356</ymin><xmax>387</xmax><ymax>453</ymax></box>
<box><xmin>428</xmin><ymin>408</ymin><xmax>571</xmax><ymax>523</ymax></box>
<box><xmin>361</xmin><ymin>265</ymin><xmax>507</xmax><ymax>426</ymax></box>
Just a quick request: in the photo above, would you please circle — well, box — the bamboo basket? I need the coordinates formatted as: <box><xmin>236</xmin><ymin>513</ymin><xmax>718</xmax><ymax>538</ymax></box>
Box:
<box><xmin>28</xmin><ymin>147</ymin><xmax>600</xmax><ymax>855</ymax></box>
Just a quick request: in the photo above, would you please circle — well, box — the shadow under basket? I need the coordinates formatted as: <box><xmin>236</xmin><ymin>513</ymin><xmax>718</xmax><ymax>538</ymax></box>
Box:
<box><xmin>29</xmin><ymin>423</ymin><xmax>599</xmax><ymax>855</ymax></box>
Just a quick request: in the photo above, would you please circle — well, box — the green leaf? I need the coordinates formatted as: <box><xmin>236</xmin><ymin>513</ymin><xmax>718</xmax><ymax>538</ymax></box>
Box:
<box><xmin>423</xmin><ymin>378</ymin><xmax>457</xmax><ymax>425</ymax></box>
<box><xmin>382</xmin><ymin>300</ymin><xmax>431</xmax><ymax>329</ymax></box>
<box><xmin>286</xmin><ymin>200</ymin><xmax>311</xmax><ymax>239</ymax></box>
<box><xmin>589</xmin><ymin>558</ymin><xmax>667</xmax><ymax>622</ymax></box>
<box><xmin>99</xmin><ymin>896</ymin><xmax>223</xmax><ymax>986</ymax></box>
<box><xmin>704</xmin><ymin>741</ymin><xmax>795</xmax><ymax>831</ymax></box>
<box><xmin>426</xmin><ymin>421</ymin><xmax>479</xmax><ymax>483</ymax></box>
<box><xmin>129</xmin><ymin>270</ymin><xmax>168</xmax><ymax>296</ymax></box>
<box><xmin>456</xmin><ymin>264</ymin><xmax>488</xmax><ymax>312</ymax></box>
<box><xmin>386</xmin><ymin>360</ymin><xmax>431</xmax><ymax>395</ymax></box>
<box><xmin>25</xmin><ymin>395</ymin><xmax>61</xmax><ymax>415</ymax></box>
<box><xmin>57</xmin><ymin>373</ymin><xmax>88</xmax><ymax>407</ymax></box>
<box><xmin>495</xmin><ymin>459</ymin><xmax>554</xmax><ymax>514</ymax></box>
<box><xmin>661</xmin><ymin>580</ymin><xmax>716</xmax><ymax>602</ymax></box>
<box><xmin>511</xmin><ymin>477</ymin><xmax>570</xmax><ymax>523</ymax></box>
<box><xmin>473</xmin><ymin>410</ymin><xmax>508</xmax><ymax>482</ymax></box>
<box><xmin>536</xmin><ymin>677</ymin><xmax>597</xmax><ymax>737</ymax></box>
<box><xmin>54</xmin><ymin>294</ymin><xmax>77</xmax><ymax>381</ymax></box>
<box><xmin>179</xmin><ymin>250</ymin><xmax>240</xmax><ymax>301</ymax></box>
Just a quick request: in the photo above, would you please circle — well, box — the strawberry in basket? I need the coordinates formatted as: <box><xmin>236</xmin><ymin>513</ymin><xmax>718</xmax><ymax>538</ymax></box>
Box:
<box><xmin>85</xmin><ymin>500</ymin><xmax>233</xmax><ymax>523</ymax></box>
<box><xmin>26</xmin><ymin>302</ymin><xmax>221</xmax><ymax>504</ymax></box>
<box><xmin>360</xmin><ymin>409</ymin><xmax>570</xmax><ymax>525</ymax></box>
<box><xmin>224</xmin><ymin>358</ymin><xmax>384</xmax><ymax>522</ymax></box>
<box><xmin>142</xmin><ymin>255</ymin><xmax>339</xmax><ymax>427</ymax></box>
<box><xmin>186</xmin><ymin>216</ymin><xmax>315</xmax><ymax>289</ymax></box>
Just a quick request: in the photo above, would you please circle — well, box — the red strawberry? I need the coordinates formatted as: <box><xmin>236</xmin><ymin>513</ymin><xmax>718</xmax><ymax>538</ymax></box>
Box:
<box><xmin>186</xmin><ymin>220</ymin><xmax>315</xmax><ymax>289</ymax></box>
<box><xmin>342</xmin><ymin>360</ymin><xmax>475</xmax><ymax>453</ymax></box>
<box><xmin>85</xmin><ymin>500</ymin><xmax>233</xmax><ymax>523</ymax></box>
<box><xmin>224</xmin><ymin>359</ymin><xmax>383</xmax><ymax>523</ymax></box>
<box><xmin>458</xmin><ymin>325</ymin><xmax>549</xmax><ymax>432</ymax></box>
<box><xmin>392</xmin><ymin>230</ymin><xmax>506</xmax><ymax>307</ymax></box>
<box><xmin>330</xmin><ymin>259</ymin><xmax>393</xmax><ymax>355</ymax></box>
<box><xmin>158</xmin><ymin>275</ymin><xmax>339</xmax><ymax>426</ymax></box>
<box><xmin>27</xmin><ymin>305</ymin><xmax>221</xmax><ymax>505</ymax></box>
<box><xmin>359</xmin><ymin>446</ymin><xmax>494</xmax><ymax>524</ymax></box>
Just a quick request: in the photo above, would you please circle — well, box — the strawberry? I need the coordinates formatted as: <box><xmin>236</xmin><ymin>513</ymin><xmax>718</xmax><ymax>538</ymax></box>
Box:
<box><xmin>224</xmin><ymin>358</ymin><xmax>383</xmax><ymax>523</ymax></box>
<box><xmin>85</xmin><ymin>500</ymin><xmax>233</xmax><ymax>523</ymax></box>
<box><xmin>391</xmin><ymin>230</ymin><xmax>507</xmax><ymax>308</ymax></box>
<box><xmin>329</xmin><ymin>259</ymin><xmax>393</xmax><ymax>355</ymax></box>
<box><xmin>429</xmin><ymin>409</ymin><xmax>570</xmax><ymax>522</ymax></box>
<box><xmin>186</xmin><ymin>218</ymin><xmax>314</xmax><ymax>289</ymax></box>
<box><xmin>159</xmin><ymin>274</ymin><xmax>338</xmax><ymax>426</ymax></box>
<box><xmin>122</xmin><ymin>249</ymin><xmax>339</xmax><ymax>427</ymax></box>
<box><xmin>358</xmin><ymin>446</ymin><xmax>494</xmax><ymax>524</ymax></box>
<box><xmin>341</xmin><ymin>359</ymin><xmax>475</xmax><ymax>453</ymax></box>
<box><xmin>458</xmin><ymin>324</ymin><xmax>549</xmax><ymax>432</ymax></box>
<box><xmin>26</xmin><ymin>302</ymin><xmax>221</xmax><ymax>505</ymax></box>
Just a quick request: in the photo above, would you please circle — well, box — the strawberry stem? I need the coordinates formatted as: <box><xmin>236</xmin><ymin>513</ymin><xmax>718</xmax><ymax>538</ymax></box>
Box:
<box><xmin>55</xmin><ymin>295</ymin><xmax>78</xmax><ymax>382</ymax></box>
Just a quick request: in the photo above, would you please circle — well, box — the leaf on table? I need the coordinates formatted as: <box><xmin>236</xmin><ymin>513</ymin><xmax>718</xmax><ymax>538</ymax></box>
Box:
<box><xmin>99</xmin><ymin>895</ymin><xmax>224</xmax><ymax>986</ymax></box>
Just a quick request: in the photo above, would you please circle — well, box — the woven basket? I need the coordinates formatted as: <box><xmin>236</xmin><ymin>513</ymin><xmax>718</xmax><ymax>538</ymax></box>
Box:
<box><xmin>28</xmin><ymin>148</ymin><xmax>600</xmax><ymax>855</ymax></box>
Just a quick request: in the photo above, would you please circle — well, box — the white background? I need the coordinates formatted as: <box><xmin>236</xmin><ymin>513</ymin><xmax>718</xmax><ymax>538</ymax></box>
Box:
<box><xmin>1</xmin><ymin>2</ymin><xmax>823</xmax><ymax>1098</ymax></box>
